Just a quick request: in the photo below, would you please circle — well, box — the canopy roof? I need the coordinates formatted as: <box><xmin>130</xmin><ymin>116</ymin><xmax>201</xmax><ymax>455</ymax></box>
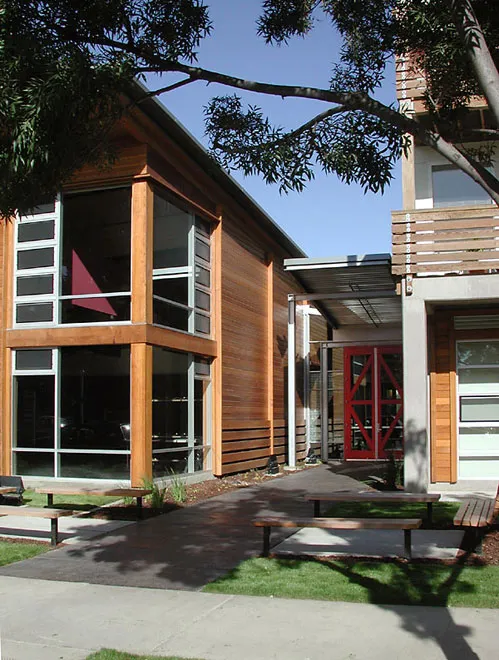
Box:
<box><xmin>284</xmin><ymin>254</ymin><xmax>401</xmax><ymax>328</ymax></box>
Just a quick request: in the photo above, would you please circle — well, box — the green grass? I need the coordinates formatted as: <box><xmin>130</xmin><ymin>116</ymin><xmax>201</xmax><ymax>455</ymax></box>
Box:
<box><xmin>0</xmin><ymin>540</ymin><xmax>49</xmax><ymax>566</ymax></box>
<box><xmin>322</xmin><ymin>501</ymin><xmax>460</xmax><ymax>526</ymax></box>
<box><xmin>86</xmin><ymin>651</ymin><xmax>203</xmax><ymax>660</ymax></box>
<box><xmin>22</xmin><ymin>489</ymin><xmax>121</xmax><ymax>511</ymax></box>
<box><xmin>204</xmin><ymin>557</ymin><xmax>499</xmax><ymax>608</ymax></box>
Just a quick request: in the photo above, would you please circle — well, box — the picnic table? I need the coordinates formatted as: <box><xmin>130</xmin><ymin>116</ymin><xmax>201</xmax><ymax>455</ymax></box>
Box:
<box><xmin>35</xmin><ymin>487</ymin><xmax>152</xmax><ymax>518</ymax></box>
<box><xmin>0</xmin><ymin>487</ymin><xmax>17</xmax><ymax>495</ymax></box>
<box><xmin>305</xmin><ymin>491</ymin><xmax>441</xmax><ymax>524</ymax></box>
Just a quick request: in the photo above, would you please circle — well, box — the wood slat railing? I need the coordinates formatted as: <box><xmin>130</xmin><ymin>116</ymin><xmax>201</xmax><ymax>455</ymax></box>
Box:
<box><xmin>392</xmin><ymin>205</ymin><xmax>499</xmax><ymax>276</ymax></box>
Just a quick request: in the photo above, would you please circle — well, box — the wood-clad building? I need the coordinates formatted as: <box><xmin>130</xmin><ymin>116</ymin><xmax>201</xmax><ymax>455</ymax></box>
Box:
<box><xmin>394</xmin><ymin>57</ymin><xmax>499</xmax><ymax>491</ymax></box>
<box><xmin>0</xmin><ymin>83</ymin><xmax>321</xmax><ymax>486</ymax></box>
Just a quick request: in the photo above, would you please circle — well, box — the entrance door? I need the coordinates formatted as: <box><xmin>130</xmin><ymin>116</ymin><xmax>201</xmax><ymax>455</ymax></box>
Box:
<box><xmin>344</xmin><ymin>346</ymin><xmax>403</xmax><ymax>459</ymax></box>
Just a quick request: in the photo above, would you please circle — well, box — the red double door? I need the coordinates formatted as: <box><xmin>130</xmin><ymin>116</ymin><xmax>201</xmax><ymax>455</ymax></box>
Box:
<box><xmin>344</xmin><ymin>346</ymin><xmax>403</xmax><ymax>460</ymax></box>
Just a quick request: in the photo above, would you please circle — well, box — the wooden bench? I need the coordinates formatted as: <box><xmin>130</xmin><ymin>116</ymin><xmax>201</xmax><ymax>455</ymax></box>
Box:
<box><xmin>453</xmin><ymin>485</ymin><xmax>499</xmax><ymax>529</ymax></box>
<box><xmin>0</xmin><ymin>505</ymin><xmax>73</xmax><ymax>546</ymax></box>
<box><xmin>253</xmin><ymin>517</ymin><xmax>423</xmax><ymax>559</ymax></box>
<box><xmin>35</xmin><ymin>487</ymin><xmax>152</xmax><ymax>518</ymax></box>
<box><xmin>305</xmin><ymin>491</ymin><xmax>441</xmax><ymax>524</ymax></box>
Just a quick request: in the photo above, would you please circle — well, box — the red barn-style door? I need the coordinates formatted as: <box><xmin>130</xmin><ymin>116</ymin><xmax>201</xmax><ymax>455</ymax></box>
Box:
<box><xmin>344</xmin><ymin>346</ymin><xmax>403</xmax><ymax>460</ymax></box>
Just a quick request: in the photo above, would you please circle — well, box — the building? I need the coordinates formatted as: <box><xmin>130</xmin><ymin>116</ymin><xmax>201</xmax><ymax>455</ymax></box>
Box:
<box><xmin>0</xmin><ymin>83</ymin><xmax>327</xmax><ymax>486</ymax></box>
<box><xmin>283</xmin><ymin>56</ymin><xmax>499</xmax><ymax>493</ymax></box>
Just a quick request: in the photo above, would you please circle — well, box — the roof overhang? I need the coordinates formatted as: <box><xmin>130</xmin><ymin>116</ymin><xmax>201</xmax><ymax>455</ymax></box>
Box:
<box><xmin>284</xmin><ymin>254</ymin><xmax>401</xmax><ymax>329</ymax></box>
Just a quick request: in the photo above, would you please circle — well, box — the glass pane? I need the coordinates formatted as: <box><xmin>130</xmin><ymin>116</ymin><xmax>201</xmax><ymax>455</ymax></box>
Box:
<box><xmin>153</xmin><ymin>348</ymin><xmax>189</xmax><ymax>452</ymax></box>
<box><xmin>351</xmin><ymin>355</ymin><xmax>372</xmax><ymax>400</ymax></box>
<box><xmin>17</xmin><ymin>274</ymin><xmax>53</xmax><ymax>296</ymax></box>
<box><xmin>153</xmin><ymin>277</ymin><xmax>189</xmax><ymax>305</ymax></box>
<box><xmin>380</xmin><ymin>354</ymin><xmax>402</xmax><ymax>400</ymax></box>
<box><xmin>194</xmin><ymin>378</ymin><xmax>206</xmax><ymax>446</ymax></box>
<box><xmin>459</xmin><ymin>427</ymin><xmax>499</xmax><ymax>453</ymax></box>
<box><xmin>381</xmin><ymin>403</ymin><xmax>403</xmax><ymax>451</ymax></box>
<box><xmin>15</xmin><ymin>349</ymin><xmax>52</xmax><ymax>371</ymax></box>
<box><xmin>153</xmin><ymin>193</ymin><xmax>190</xmax><ymax>269</ymax></box>
<box><xmin>17</xmin><ymin>248</ymin><xmax>54</xmax><ymax>270</ymax></box>
<box><xmin>60</xmin><ymin>346</ymin><xmax>130</xmax><ymax>451</ymax></box>
<box><xmin>62</xmin><ymin>188</ymin><xmax>131</xmax><ymax>297</ymax></box>
<box><xmin>13</xmin><ymin>452</ymin><xmax>54</xmax><ymax>477</ymax></box>
<box><xmin>195</xmin><ymin>289</ymin><xmax>210</xmax><ymax>312</ymax></box>
<box><xmin>19</xmin><ymin>200</ymin><xmax>56</xmax><ymax>216</ymax></box>
<box><xmin>153</xmin><ymin>298</ymin><xmax>189</xmax><ymax>331</ymax></box>
<box><xmin>195</xmin><ymin>313</ymin><xmax>210</xmax><ymax>335</ymax></box>
<box><xmin>18</xmin><ymin>220</ymin><xmax>54</xmax><ymax>243</ymax></box>
<box><xmin>457</xmin><ymin>341</ymin><xmax>499</xmax><ymax>367</ymax></box>
<box><xmin>459</xmin><ymin>367</ymin><xmax>499</xmax><ymax>393</ymax></box>
<box><xmin>60</xmin><ymin>296</ymin><xmax>130</xmax><ymax>324</ymax></box>
<box><xmin>59</xmin><ymin>453</ymin><xmax>130</xmax><ymax>480</ymax></box>
<box><xmin>195</xmin><ymin>265</ymin><xmax>210</xmax><ymax>288</ymax></box>
<box><xmin>152</xmin><ymin>449</ymin><xmax>189</xmax><ymax>476</ymax></box>
<box><xmin>15</xmin><ymin>375</ymin><xmax>55</xmax><ymax>448</ymax></box>
<box><xmin>195</xmin><ymin>238</ymin><xmax>210</xmax><ymax>263</ymax></box>
<box><xmin>461</xmin><ymin>397</ymin><xmax>499</xmax><ymax>422</ymax></box>
<box><xmin>16</xmin><ymin>302</ymin><xmax>53</xmax><ymax>324</ymax></box>
<box><xmin>195</xmin><ymin>216</ymin><xmax>211</xmax><ymax>237</ymax></box>
<box><xmin>350</xmin><ymin>403</ymin><xmax>371</xmax><ymax>451</ymax></box>
<box><xmin>433</xmin><ymin>166</ymin><xmax>492</xmax><ymax>207</ymax></box>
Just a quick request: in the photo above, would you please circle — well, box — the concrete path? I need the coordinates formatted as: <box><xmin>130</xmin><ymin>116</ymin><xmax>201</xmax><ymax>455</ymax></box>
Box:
<box><xmin>0</xmin><ymin>465</ymin><xmax>363</xmax><ymax>590</ymax></box>
<box><xmin>0</xmin><ymin>516</ymin><xmax>132</xmax><ymax>545</ymax></box>
<box><xmin>0</xmin><ymin>575</ymin><xmax>496</xmax><ymax>660</ymax></box>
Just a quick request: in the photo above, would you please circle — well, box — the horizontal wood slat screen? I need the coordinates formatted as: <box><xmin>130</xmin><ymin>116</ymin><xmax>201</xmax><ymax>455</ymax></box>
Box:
<box><xmin>221</xmin><ymin>420</ymin><xmax>271</xmax><ymax>475</ymax></box>
<box><xmin>392</xmin><ymin>207</ymin><xmax>499</xmax><ymax>275</ymax></box>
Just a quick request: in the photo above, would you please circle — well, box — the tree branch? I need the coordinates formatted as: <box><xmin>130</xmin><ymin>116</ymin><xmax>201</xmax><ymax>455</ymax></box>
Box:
<box><xmin>451</xmin><ymin>0</ymin><xmax>499</xmax><ymax>126</ymax></box>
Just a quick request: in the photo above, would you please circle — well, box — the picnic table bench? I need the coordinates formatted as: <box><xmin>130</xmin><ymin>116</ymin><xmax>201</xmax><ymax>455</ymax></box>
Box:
<box><xmin>453</xmin><ymin>485</ymin><xmax>499</xmax><ymax>529</ymax></box>
<box><xmin>35</xmin><ymin>487</ymin><xmax>152</xmax><ymax>518</ymax></box>
<box><xmin>253</xmin><ymin>517</ymin><xmax>423</xmax><ymax>559</ymax></box>
<box><xmin>0</xmin><ymin>505</ymin><xmax>72</xmax><ymax>546</ymax></box>
<box><xmin>305</xmin><ymin>491</ymin><xmax>441</xmax><ymax>524</ymax></box>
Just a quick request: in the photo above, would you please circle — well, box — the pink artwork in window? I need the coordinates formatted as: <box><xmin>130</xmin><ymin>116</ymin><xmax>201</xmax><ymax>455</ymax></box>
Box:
<box><xmin>71</xmin><ymin>250</ymin><xmax>117</xmax><ymax>316</ymax></box>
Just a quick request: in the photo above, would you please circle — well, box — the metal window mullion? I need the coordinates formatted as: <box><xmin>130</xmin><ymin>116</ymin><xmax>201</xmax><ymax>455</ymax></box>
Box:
<box><xmin>187</xmin><ymin>353</ymin><xmax>195</xmax><ymax>473</ymax></box>
<box><xmin>54</xmin><ymin>349</ymin><xmax>60</xmax><ymax>477</ymax></box>
<box><xmin>188</xmin><ymin>214</ymin><xmax>195</xmax><ymax>334</ymax></box>
<box><xmin>59</xmin><ymin>292</ymin><xmax>131</xmax><ymax>300</ymax></box>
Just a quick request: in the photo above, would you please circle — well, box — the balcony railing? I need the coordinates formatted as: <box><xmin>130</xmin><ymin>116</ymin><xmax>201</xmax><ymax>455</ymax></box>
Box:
<box><xmin>392</xmin><ymin>205</ymin><xmax>499</xmax><ymax>276</ymax></box>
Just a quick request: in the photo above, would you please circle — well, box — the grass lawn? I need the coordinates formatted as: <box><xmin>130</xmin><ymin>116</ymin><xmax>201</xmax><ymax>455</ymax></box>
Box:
<box><xmin>204</xmin><ymin>557</ymin><xmax>499</xmax><ymax>608</ymax></box>
<box><xmin>0</xmin><ymin>539</ymin><xmax>48</xmax><ymax>566</ymax></box>
<box><xmin>22</xmin><ymin>489</ymin><xmax>121</xmax><ymax>511</ymax></box>
<box><xmin>86</xmin><ymin>651</ymin><xmax>203</xmax><ymax>660</ymax></box>
<box><xmin>322</xmin><ymin>501</ymin><xmax>460</xmax><ymax>526</ymax></box>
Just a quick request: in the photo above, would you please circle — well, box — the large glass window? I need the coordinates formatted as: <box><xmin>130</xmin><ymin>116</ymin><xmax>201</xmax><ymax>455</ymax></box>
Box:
<box><xmin>433</xmin><ymin>165</ymin><xmax>493</xmax><ymax>208</ymax></box>
<box><xmin>14</xmin><ymin>188</ymin><xmax>132</xmax><ymax>327</ymax></box>
<box><xmin>61</xmin><ymin>189</ymin><xmax>131</xmax><ymax>324</ymax></box>
<box><xmin>12</xmin><ymin>346</ymin><xmax>131</xmax><ymax>479</ymax></box>
<box><xmin>457</xmin><ymin>340</ymin><xmax>499</xmax><ymax>478</ymax></box>
<box><xmin>153</xmin><ymin>190</ymin><xmax>212</xmax><ymax>336</ymax></box>
<box><xmin>152</xmin><ymin>347</ymin><xmax>211</xmax><ymax>475</ymax></box>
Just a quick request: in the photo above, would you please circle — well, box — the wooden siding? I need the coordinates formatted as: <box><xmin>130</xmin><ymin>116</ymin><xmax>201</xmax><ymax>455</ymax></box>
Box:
<box><xmin>392</xmin><ymin>206</ymin><xmax>499</xmax><ymax>275</ymax></box>
<box><xmin>68</xmin><ymin>140</ymin><xmax>147</xmax><ymax>190</ymax></box>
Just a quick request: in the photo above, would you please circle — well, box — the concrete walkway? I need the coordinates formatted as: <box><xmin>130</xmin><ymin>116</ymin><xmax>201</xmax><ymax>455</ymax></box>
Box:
<box><xmin>0</xmin><ymin>464</ymin><xmax>363</xmax><ymax>589</ymax></box>
<box><xmin>0</xmin><ymin>575</ymin><xmax>497</xmax><ymax>659</ymax></box>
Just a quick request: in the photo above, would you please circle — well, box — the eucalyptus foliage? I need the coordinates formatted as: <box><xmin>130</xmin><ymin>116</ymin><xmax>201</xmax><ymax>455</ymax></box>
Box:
<box><xmin>1</xmin><ymin>0</ymin><xmax>499</xmax><ymax>217</ymax></box>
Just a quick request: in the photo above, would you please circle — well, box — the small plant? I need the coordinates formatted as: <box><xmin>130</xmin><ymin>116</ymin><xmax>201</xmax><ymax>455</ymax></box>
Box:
<box><xmin>384</xmin><ymin>452</ymin><xmax>404</xmax><ymax>490</ymax></box>
<box><xmin>142</xmin><ymin>477</ymin><xmax>167</xmax><ymax>509</ymax></box>
<box><xmin>169</xmin><ymin>470</ymin><xmax>187</xmax><ymax>504</ymax></box>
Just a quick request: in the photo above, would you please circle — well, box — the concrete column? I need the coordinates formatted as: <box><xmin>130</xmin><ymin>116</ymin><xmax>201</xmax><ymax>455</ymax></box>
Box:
<box><xmin>287</xmin><ymin>295</ymin><xmax>296</xmax><ymax>467</ymax></box>
<box><xmin>402</xmin><ymin>291</ymin><xmax>429</xmax><ymax>492</ymax></box>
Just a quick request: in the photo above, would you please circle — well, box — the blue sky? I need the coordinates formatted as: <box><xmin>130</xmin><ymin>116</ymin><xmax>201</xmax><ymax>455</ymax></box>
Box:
<box><xmin>146</xmin><ymin>0</ymin><xmax>401</xmax><ymax>258</ymax></box>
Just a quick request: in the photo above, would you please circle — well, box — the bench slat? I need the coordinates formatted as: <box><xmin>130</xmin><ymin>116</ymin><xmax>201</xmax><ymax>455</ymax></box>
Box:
<box><xmin>470</xmin><ymin>499</ymin><xmax>486</xmax><ymax>527</ymax></box>
<box><xmin>305</xmin><ymin>492</ymin><xmax>441</xmax><ymax>503</ymax></box>
<box><xmin>253</xmin><ymin>517</ymin><xmax>422</xmax><ymax>530</ymax></box>
<box><xmin>0</xmin><ymin>506</ymin><xmax>72</xmax><ymax>519</ymax></box>
<box><xmin>35</xmin><ymin>488</ymin><xmax>151</xmax><ymax>497</ymax></box>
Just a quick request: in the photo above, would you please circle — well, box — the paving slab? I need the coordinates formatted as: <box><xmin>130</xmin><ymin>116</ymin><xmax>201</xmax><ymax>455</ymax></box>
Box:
<box><xmin>0</xmin><ymin>576</ymin><xmax>497</xmax><ymax>660</ymax></box>
<box><xmin>273</xmin><ymin>528</ymin><xmax>465</xmax><ymax>559</ymax></box>
<box><xmin>0</xmin><ymin>465</ymin><xmax>363</xmax><ymax>590</ymax></box>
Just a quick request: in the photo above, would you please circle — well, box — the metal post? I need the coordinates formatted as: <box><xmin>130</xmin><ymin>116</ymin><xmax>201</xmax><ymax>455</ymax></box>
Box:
<box><xmin>287</xmin><ymin>295</ymin><xmax>296</xmax><ymax>468</ymax></box>
<box><xmin>137</xmin><ymin>496</ymin><xmax>143</xmax><ymax>519</ymax></box>
<box><xmin>51</xmin><ymin>518</ymin><xmax>58</xmax><ymax>547</ymax></box>
<box><xmin>47</xmin><ymin>494</ymin><xmax>53</xmax><ymax>508</ymax></box>
<box><xmin>404</xmin><ymin>529</ymin><xmax>412</xmax><ymax>560</ymax></box>
<box><xmin>314</xmin><ymin>500</ymin><xmax>321</xmax><ymax>517</ymax></box>
<box><xmin>427</xmin><ymin>502</ymin><xmax>433</xmax><ymax>526</ymax></box>
<box><xmin>263</xmin><ymin>526</ymin><xmax>271</xmax><ymax>557</ymax></box>
<box><xmin>320</xmin><ymin>343</ymin><xmax>329</xmax><ymax>462</ymax></box>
